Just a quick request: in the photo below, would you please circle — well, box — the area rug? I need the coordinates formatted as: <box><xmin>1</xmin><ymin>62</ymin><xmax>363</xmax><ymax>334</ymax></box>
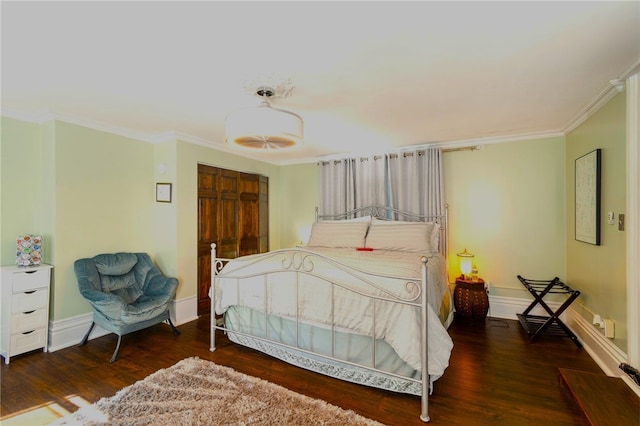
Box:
<box><xmin>53</xmin><ymin>357</ymin><xmax>385</xmax><ymax>425</ymax></box>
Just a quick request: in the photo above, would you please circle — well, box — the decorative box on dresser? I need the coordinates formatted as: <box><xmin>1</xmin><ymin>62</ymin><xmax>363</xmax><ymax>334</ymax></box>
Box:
<box><xmin>0</xmin><ymin>264</ymin><xmax>53</xmax><ymax>364</ymax></box>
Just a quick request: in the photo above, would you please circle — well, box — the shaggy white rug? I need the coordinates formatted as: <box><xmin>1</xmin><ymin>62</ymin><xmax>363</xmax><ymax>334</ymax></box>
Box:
<box><xmin>53</xmin><ymin>357</ymin><xmax>385</xmax><ymax>425</ymax></box>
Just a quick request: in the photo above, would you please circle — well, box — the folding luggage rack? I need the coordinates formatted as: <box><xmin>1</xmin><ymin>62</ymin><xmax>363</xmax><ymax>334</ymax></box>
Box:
<box><xmin>516</xmin><ymin>275</ymin><xmax>582</xmax><ymax>348</ymax></box>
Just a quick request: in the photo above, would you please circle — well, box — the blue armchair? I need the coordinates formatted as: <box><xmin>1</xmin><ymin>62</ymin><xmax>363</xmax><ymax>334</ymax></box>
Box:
<box><xmin>74</xmin><ymin>252</ymin><xmax>180</xmax><ymax>362</ymax></box>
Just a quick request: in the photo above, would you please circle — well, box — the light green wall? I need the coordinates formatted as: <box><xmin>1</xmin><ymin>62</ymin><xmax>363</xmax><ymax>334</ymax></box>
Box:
<box><xmin>443</xmin><ymin>137</ymin><xmax>567</xmax><ymax>296</ymax></box>
<box><xmin>1</xmin><ymin>117</ymin><xmax>54</xmax><ymax>266</ymax></box>
<box><xmin>153</xmin><ymin>140</ymin><xmax>178</xmax><ymax>279</ymax></box>
<box><xmin>53</xmin><ymin>122</ymin><xmax>156</xmax><ymax>320</ymax></box>
<box><xmin>278</xmin><ymin>163</ymin><xmax>320</xmax><ymax>248</ymax></box>
<box><xmin>566</xmin><ymin>92</ymin><xmax>627</xmax><ymax>351</ymax></box>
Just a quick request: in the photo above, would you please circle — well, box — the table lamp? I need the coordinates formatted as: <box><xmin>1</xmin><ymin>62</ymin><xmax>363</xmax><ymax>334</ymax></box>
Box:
<box><xmin>457</xmin><ymin>248</ymin><xmax>474</xmax><ymax>280</ymax></box>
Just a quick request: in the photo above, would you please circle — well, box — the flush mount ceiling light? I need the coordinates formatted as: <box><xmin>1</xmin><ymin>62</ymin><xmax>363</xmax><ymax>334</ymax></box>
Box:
<box><xmin>225</xmin><ymin>81</ymin><xmax>304</xmax><ymax>150</ymax></box>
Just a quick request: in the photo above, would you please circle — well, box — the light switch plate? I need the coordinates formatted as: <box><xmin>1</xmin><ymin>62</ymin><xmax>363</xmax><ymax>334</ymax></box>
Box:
<box><xmin>618</xmin><ymin>214</ymin><xmax>625</xmax><ymax>231</ymax></box>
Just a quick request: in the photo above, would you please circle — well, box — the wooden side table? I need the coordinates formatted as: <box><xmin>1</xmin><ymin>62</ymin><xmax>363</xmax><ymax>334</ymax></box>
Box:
<box><xmin>454</xmin><ymin>277</ymin><xmax>489</xmax><ymax>320</ymax></box>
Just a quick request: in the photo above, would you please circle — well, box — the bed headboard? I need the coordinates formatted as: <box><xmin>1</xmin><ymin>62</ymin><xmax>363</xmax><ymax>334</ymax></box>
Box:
<box><xmin>315</xmin><ymin>204</ymin><xmax>449</xmax><ymax>258</ymax></box>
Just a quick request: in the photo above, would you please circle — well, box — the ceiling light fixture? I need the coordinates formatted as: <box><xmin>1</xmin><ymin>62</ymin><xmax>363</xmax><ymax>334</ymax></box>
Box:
<box><xmin>225</xmin><ymin>82</ymin><xmax>303</xmax><ymax>150</ymax></box>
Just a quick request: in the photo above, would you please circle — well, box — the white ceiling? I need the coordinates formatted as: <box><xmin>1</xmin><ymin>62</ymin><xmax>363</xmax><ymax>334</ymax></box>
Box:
<box><xmin>2</xmin><ymin>1</ymin><xmax>639</xmax><ymax>164</ymax></box>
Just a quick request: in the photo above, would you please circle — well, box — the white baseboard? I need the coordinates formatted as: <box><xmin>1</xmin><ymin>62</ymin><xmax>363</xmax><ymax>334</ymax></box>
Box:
<box><xmin>564</xmin><ymin>308</ymin><xmax>628</xmax><ymax>376</ymax></box>
<box><xmin>487</xmin><ymin>294</ymin><xmax>561</xmax><ymax>320</ymax></box>
<box><xmin>489</xmin><ymin>294</ymin><xmax>640</xmax><ymax>395</ymax></box>
<box><xmin>47</xmin><ymin>312</ymin><xmax>110</xmax><ymax>352</ymax></box>
<box><xmin>565</xmin><ymin>308</ymin><xmax>640</xmax><ymax>397</ymax></box>
<box><xmin>48</xmin><ymin>296</ymin><xmax>199</xmax><ymax>352</ymax></box>
<box><xmin>172</xmin><ymin>295</ymin><xmax>199</xmax><ymax>326</ymax></box>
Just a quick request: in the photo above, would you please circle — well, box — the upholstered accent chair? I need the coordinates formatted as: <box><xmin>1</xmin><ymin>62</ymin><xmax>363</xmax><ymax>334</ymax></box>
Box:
<box><xmin>74</xmin><ymin>252</ymin><xmax>180</xmax><ymax>362</ymax></box>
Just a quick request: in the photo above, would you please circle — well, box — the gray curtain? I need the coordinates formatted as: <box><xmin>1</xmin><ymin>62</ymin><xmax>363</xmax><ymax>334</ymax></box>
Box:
<box><xmin>319</xmin><ymin>158</ymin><xmax>354</xmax><ymax>216</ymax></box>
<box><xmin>388</xmin><ymin>149</ymin><xmax>444</xmax><ymax>217</ymax></box>
<box><xmin>318</xmin><ymin>148</ymin><xmax>444</xmax><ymax>217</ymax></box>
<box><xmin>319</xmin><ymin>156</ymin><xmax>386</xmax><ymax>216</ymax></box>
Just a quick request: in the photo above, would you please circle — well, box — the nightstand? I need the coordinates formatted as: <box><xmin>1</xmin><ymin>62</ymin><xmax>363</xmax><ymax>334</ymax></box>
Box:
<box><xmin>454</xmin><ymin>276</ymin><xmax>489</xmax><ymax>320</ymax></box>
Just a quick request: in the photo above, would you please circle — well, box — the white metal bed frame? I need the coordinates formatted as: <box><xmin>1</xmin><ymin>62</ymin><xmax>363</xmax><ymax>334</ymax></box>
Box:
<box><xmin>210</xmin><ymin>205</ymin><xmax>449</xmax><ymax>423</ymax></box>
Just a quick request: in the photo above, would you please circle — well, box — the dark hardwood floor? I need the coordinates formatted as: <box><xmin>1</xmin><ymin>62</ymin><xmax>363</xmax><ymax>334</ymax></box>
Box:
<box><xmin>1</xmin><ymin>315</ymin><xmax>603</xmax><ymax>425</ymax></box>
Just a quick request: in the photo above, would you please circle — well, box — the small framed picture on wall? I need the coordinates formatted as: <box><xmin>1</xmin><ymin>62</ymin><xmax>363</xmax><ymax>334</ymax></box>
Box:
<box><xmin>156</xmin><ymin>183</ymin><xmax>172</xmax><ymax>203</ymax></box>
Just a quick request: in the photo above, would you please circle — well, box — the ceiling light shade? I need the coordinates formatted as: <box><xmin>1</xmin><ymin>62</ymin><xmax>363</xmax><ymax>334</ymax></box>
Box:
<box><xmin>225</xmin><ymin>86</ymin><xmax>303</xmax><ymax>150</ymax></box>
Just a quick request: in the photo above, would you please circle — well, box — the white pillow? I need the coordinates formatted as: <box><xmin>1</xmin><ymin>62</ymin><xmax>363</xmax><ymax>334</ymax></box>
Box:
<box><xmin>372</xmin><ymin>219</ymin><xmax>441</xmax><ymax>248</ymax></box>
<box><xmin>366</xmin><ymin>221</ymin><xmax>440</xmax><ymax>253</ymax></box>
<box><xmin>307</xmin><ymin>221</ymin><xmax>369</xmax><ymax>248</ymax></box>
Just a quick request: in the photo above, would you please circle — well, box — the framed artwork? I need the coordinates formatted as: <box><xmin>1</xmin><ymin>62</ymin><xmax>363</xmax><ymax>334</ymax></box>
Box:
<box><xmin>156</xmin><ymin>182</ymin><xmax>172</xmax><ymax>203</ymax></box>
<box><xmin>575</xmin><ymin>149</ymin><xmax>601</xmax><ymax>245</ymax></box>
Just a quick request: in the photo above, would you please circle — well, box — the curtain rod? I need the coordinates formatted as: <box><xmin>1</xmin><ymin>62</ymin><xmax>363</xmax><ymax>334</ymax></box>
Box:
<box><xmin>317</xmin><ymin>145</ymin><xmax>481</xmax><ymax>165</ymax></box>
<box><xmin>442</xmin><ymin>145</ymin><xmax>480</xmax><ymax>153</ymax></box>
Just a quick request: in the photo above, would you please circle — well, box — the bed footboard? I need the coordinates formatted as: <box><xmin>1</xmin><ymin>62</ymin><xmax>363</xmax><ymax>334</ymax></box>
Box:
<box><xmin>209</xmin><ymin>243</ymin><xmax>432</xmax><ymax>422</ymax></box>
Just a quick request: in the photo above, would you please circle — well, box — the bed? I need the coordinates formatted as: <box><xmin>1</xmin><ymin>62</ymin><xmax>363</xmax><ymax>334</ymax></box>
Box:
<box><xmin>209</xmin><ymin>205</ymin><xmax>454</xmax><ymax>422</ymax></box>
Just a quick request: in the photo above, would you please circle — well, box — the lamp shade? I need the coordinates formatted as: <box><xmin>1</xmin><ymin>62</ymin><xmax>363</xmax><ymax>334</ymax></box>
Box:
<box><xmin>225</xmin><ymin>101</ymin><xmax>303</xmax><ymax>150</ymax></box>
<box><xmin>457</xmin><ymin>248</ymin><xmax>475</xmax><ymax>279</ymax></box>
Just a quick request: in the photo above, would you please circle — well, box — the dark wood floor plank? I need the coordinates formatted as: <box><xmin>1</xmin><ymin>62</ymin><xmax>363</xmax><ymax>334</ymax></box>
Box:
<box><xmin>2</xmin><ymin>315</ymin><xmax>606</xmax><ymax>425</ymax></box>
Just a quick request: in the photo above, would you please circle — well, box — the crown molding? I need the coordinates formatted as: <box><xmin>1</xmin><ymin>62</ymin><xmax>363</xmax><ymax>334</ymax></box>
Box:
<box><xmin>304</xmin><ymin>129</ymin><xmax>566</xmax><ymax>165</ymax></box>
<box><xmin>620</xmin><ymin>56</ymin><xmax>640</xmax><ymax>81</ymax></box>
<box><xmin>0</xmin><ymin>109</ymin><xmax>285</xmax><ymax>166</ymax></box>
<box><xmin>564</xmin><ymin>56</ymin><xmax>640</xmax><ymax>135</ymax></box>
<box><xmin>4</xmin><ymin>56</ymin><xmax>638</xmax><ymax>168</ymax></box>
<box><xmin>563</xmin><ymin>79</ymin><xmax>626</xmax><ymax>134</ymax></box>
<box><xmin>417</xmin><ymin>130</ymin><xmax>566</xmax><ymax>151</ymax></box>
<box><xmin>0</xmin><ymin>108</ymin><xmax>568</xmax><ymax>166</ymax></box>
<box><xmin>0</xmin><ymin>109</ymin><xmax>55</xmax><ymax>124</ymax></box>
<box><xmin>0</xmin><ymin>109</ymin><xmax>158</xmax><ymax>142</ymax></box>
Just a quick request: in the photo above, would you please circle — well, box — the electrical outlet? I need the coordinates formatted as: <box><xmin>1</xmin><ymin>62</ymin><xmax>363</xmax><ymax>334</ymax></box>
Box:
<box><xmin>593</xmin><ymin>314</ymin><xmax>603</xmax><ymax>327</ymax></box>
<box><xmin>604</xmin><ymin>319</ymin><xmax>615</xmax><ymax>338</ymax></box>
<box><xmin>484</xmin><ymin>281</ymin><xmax>490</xmax><ymax>294</ymax></box>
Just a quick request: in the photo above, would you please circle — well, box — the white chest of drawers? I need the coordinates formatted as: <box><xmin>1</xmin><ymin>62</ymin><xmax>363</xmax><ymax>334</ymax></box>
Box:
<box><xmin>1</xmin><ymin>264</ymin><xmax>52</xmax><ymax>364</ymax></box>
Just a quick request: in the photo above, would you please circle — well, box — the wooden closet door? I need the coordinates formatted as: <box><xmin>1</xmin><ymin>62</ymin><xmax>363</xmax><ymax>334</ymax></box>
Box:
<box><xmin>238</xmin><ymin>173</ymin><xmax>259</xmax><ymax>256</ymax></box>
<box><xmin>218</xmin><ymin>169</ymin><xmax>239</xmax><ymax>259</ymax></box>
<box><xmin>197</xmin><ymin>164</ymin><xmax>219</xmax><ymax>315</ymax></box>
<box><xmin>197</xmin><ymin>166</ymin><xmax>239</xmax><ymax>315</ymax></box>
<box><xmin>259</xmin><ymin>175</ymin><xmax>269</xmax><ymax>253</ymax></box>
<box><xmin>197</xmin><ymin>165</ymin><xmax>267</xmax><ymax>316</ymax></box>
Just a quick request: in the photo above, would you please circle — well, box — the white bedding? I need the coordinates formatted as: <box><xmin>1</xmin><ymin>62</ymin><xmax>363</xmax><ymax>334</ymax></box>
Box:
<box><xmin>212</xmin><ymin>247</ymin><xmax>453</xmax><ymax>381</ymax></box>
